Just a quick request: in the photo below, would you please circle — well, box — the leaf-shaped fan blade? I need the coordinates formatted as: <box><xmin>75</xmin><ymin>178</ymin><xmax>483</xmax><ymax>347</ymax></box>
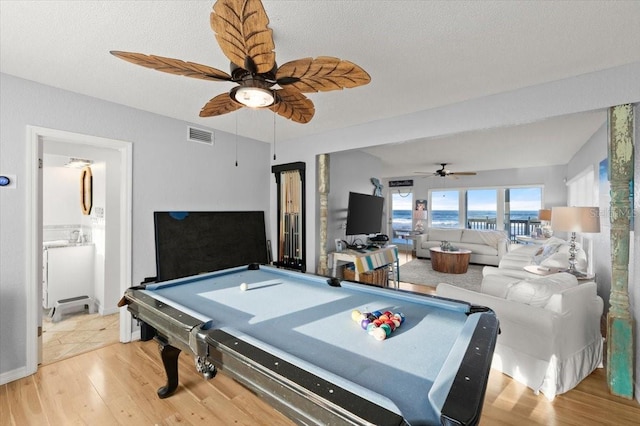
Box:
<box><xmin>450</xmin><ymin>172</ymin><xmax>477</xmax><ymax>176</ymax></box>
<box><xmin>276</xmin><ymin>56</ymin><xmax>371</xmax><ymax>93</ymax></box>
<box><xmin>200</xmin><ymin>93</ymin><xmax>244</xmax><ymax>117</ymax></box>
<box><xmin>110</xmin><ymin>51</ymin><xmax>232</xmax><ymax>81</ymax></box>
<box><xmin>270</xmin><ymin>88</ymin><xmax>315</xmax><ymax>123</ymax></box>
<box><xmin>210</xmin><ymin>0</ymin><xmax>275</xmax><ymax>74</ymax></box>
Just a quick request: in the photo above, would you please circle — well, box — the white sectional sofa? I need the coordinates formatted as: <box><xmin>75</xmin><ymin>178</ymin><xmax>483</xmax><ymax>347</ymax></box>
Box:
<box><xmin>415</xmin><ymin>227</ymin><xmax>510</xmax><ymax>266</ymax></box>
<box><xmin>437</xmin><ymin>273</ymin><xmax>603</xmax><ymax>400</ymax></box>
<box><xmin>482</xmin><ymin>236</ymin><xmax>588</xmax><ymax>280</ymax></box>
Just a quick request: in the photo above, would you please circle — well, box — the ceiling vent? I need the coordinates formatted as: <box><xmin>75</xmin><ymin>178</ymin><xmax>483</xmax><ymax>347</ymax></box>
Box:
<box><xmin>188</xmin><ymin>126</ymin><xmax>214</xmax><ymax>145</ymax></box>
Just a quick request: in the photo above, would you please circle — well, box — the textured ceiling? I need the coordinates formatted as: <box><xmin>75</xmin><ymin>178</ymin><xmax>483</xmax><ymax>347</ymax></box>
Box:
<box><xmin>2</xmin><ymin>1</ymin><xmax>639</xmax><ymax>174</ymax></box>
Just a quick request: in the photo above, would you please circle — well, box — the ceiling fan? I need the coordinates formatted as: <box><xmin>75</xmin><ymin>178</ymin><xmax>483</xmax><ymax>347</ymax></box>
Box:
<box><xmin>415</xmin><ymin>163</ymin><xmax>477</xmax><ymax>178</ymax></box>
<box><xmin>110</xmin><ymin>0</ymin><xmax>370</xmax><ymax>124</ymax></box>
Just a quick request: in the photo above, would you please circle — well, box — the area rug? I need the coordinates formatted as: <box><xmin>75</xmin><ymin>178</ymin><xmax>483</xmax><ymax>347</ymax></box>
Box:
<box><xmin>399</xmin><ymin>258</ymin><xmax>483</xmax><ymax>292</ymax></box>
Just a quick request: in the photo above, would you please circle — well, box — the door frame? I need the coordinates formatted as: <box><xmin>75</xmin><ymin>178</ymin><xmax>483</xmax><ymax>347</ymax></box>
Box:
<box><xmin>25</xmin><ymin>126</ymin><xmax>133</xmax><ymax>374</ymax></box>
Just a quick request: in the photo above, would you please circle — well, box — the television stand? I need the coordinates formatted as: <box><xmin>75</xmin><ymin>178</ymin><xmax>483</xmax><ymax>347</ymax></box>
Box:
<box><xmin>330</xmin><ymin>245</ymin><xmax>399</xmax><ymax>288</ymax></box>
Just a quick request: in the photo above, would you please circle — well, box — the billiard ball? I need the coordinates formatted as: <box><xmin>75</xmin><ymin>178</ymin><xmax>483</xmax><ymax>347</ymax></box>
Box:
<box><xmin>360</xmin><ymin>319</ymin><xmax>371</xmax><ymax>330</ymax></box>
<box><xmin>351</xmin><ymin>310</ymin><xmax>362</xmax><ymax>322</ymax></box>
<box><xmin>371</xmin><ymin>327</ymin><xmax>386</xmax><ymax>341</ymax></box>
<box><xmin>240</xmin><ymin>283</ymin><xmax>248</xmax><ymax>291</ymax></box>
<box><xmin>380</xmin><ymin>323</ymin><xmax>392</xmax><ymax>337</ymax></box>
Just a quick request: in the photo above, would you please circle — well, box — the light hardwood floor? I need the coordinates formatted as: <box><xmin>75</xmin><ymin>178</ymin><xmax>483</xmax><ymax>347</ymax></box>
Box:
<box><xmin>2</xmin><ymin>339</ymin><xmax>639</xmax><ymax>425</ymax></box>
<box><xmin>3</xmin><ymin>253</ymin><xmax>638</xmax><ymax>425</ymax></box>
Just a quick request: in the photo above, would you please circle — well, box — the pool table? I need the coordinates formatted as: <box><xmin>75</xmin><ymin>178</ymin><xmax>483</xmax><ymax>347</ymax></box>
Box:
<box><xmin>119</xmin><ymin>264</ymin><xmax>498</xmax><ymax>426</ymax></box>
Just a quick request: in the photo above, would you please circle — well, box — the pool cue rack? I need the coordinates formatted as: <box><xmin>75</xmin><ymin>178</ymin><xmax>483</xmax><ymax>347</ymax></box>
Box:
<box><xmin>272</xmin><ymin>162</ymin><xmax>306</xmax><ymax>272</ymax></box>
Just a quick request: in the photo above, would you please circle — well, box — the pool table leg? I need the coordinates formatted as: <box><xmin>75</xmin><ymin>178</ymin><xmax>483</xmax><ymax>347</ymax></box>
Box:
<box><xmin>157</xmin><ymin>343</ymin><xmax>181</xmax><ymax>399</ymax></box>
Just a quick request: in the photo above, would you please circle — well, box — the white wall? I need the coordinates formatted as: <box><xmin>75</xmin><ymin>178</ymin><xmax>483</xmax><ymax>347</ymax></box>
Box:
<box><xmin>0</xmin><ymin>73</ymin><xmax>271</xmax><ymax>380</ymax></box>
<box><xmin>43</xmin><ymin>164</ymin><xmax>83</xmax><ymax>225</ymax></box>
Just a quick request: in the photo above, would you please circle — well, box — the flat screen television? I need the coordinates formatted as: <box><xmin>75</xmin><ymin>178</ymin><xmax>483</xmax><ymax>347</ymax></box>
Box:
<box><xmin>154</xmin><ymin>211</ymin><xmax>268</xmax><ymax>282</ymax></box>
<box><xmin>345</xmin><ymin>192</ymin><xmax>385</xmax><ymax>236</ymax></box>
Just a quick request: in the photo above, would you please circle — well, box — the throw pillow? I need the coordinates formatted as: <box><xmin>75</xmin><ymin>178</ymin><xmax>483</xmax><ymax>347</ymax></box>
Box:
<box><xmin>505</xmin><ymin>273</ymin><xmax>579</xmax><ymax>307</ymax></box>
<box><xmin>532</xmin><ymin>243</ymin><xmax>562</xmax><ymax>265</ymax></box>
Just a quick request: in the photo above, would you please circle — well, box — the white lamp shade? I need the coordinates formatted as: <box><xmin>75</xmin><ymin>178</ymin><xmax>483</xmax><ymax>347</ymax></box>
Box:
<box><xmin>551</xmin><ymin>207</ymin><xmax>601</xmax><ymax>233</ymax></box>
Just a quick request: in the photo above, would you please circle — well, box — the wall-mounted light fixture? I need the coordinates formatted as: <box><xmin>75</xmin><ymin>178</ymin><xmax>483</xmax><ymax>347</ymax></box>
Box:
<box><xmin>65</xmin><ymin>158</ymin><xmax>93</xmax><ymax>168</ymax></box>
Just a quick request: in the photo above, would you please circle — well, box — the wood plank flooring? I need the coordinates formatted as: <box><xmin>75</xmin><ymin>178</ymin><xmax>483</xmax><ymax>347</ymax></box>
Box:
<box><xmin>2</xmin><ymin>340</ymin><xmax>639</xmax><ymax>425</ymax></box>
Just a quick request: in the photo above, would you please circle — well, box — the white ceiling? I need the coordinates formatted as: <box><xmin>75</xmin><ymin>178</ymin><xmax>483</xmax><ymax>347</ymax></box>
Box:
<box><xmin>2</xmin><ymin>1</ymin><xmax>639</xmax><ymax>175</ymax></box>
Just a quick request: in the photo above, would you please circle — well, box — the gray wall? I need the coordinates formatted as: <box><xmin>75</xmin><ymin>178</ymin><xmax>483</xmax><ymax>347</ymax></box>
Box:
<box><xmin>325</xmin><ymin>150</ymin><xmax>384</xmax><ymax>249</ymax></box>
<box><xmin>0</xmin><ymin>73</ymin><xmax>271</xmax><ymax>377</ymax></box>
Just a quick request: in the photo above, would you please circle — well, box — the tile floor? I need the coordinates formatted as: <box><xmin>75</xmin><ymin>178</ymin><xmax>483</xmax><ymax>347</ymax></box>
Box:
<box><xmin>41</xmin><ymin>308</ymin><xmax>119</xmax><ymax>365</ymax></box>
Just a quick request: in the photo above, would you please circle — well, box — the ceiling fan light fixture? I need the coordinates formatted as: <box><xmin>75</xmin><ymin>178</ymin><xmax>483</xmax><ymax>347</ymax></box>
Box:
<box><xmin>233</xmin><ymin>87</ymin><xmax>274</xmax><ymax>108</ymax></box>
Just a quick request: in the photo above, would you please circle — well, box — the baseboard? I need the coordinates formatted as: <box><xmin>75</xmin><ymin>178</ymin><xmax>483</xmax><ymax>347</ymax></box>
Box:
<box><xmin>0</xmin><ymin>366</ymin><xmax>30</xmax><ymax>386</ymax></box>
<box><xmin>131</xmin><ymin>329</ymin><xmax>141</xmax><ymax>341</ymax></box>
<box><xmin>101</xmin><ymin>306</ymin><xmax>119</xmax><ymax>316</ymax></box>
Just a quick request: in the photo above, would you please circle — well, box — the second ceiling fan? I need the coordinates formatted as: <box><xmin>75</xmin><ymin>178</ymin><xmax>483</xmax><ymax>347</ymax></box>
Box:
<box><xmin>416</xmin><ymin>163</ymin><xmax>477</xmax><ymax>178</ymax></box>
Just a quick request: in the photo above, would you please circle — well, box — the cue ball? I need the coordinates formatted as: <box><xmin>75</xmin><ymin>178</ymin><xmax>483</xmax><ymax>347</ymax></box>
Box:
<box><xmin>240</xmin><ymin>283</ymin><xmax>248</xmax><ymax>291</ymax></box>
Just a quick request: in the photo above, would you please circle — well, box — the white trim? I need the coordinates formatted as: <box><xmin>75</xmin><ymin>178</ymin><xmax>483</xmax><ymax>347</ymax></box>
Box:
<box><xmin>119</xmin><ymin>142</ymin><xmax>133</xmax><ymax>342</ymax></box>
<box><xmin>0</xmin><ymin>367</ymin><xmax>31</xmax><ymax>386</ymax></box>
<box><xmin>26</xmin><ymin>126</ymin><xmax>133</xmax><ymax>376</ymax></box>
<box><xmin>25</xmin><ymin>126</ymin><xmax>40</xmax><ymax>377</ymax></box>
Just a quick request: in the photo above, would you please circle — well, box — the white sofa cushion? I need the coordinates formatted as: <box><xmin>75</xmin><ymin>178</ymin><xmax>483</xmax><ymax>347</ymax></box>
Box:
<box><xmin>460</xmin><ymin>230</ymin><xmax>486</xmax><ymax>244</ymax></box>
<box><xmin>481</xmin><ymin>274</ymin><xmax>521</xmax><ymax>298</ymax></box>
<box><xmin>428</xmin><ymin>228</ymin><xmax>463</xmax><ymax>242</ymax></box>
<box><xmin>505</xmin><ymin>273</ymin><xmax>579</xmax><ymax>308</ymax></box>
<box><xmin>460</xmin><ymin>244</ymin><xmax>496</xmax><ymax>256</ymax></box>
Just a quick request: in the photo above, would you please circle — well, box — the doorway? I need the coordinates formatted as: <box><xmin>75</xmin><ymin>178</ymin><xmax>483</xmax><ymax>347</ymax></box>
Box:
<box><xmin>25</xmin><ymin>126</ymin><xmax>132</xmax><ymax>373</ymax></box>
<box><xmin>389</xmin><ymin>188</ymin><xmax>413</xmax><ymax>246</ymax></box>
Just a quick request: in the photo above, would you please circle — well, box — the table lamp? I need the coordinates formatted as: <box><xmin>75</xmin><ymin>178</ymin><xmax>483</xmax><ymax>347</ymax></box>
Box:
<box><xmin>551</xmin><ymin>206</ymin><xmax>600</xmax><ymax>275</ymax></box>
<box><xmin>413</xmin><ymin>210</ymin><xmax>428</xmax><ymax>233</ymax></box>
<box><xmin>538</xmin><ymin>209</ymin><xmax>553</xmax><ymax>237</ymax></box>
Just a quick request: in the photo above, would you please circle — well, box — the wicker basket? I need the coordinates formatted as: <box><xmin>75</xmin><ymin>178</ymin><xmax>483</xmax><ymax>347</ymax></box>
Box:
<box><xmin>343</xmin><ymin>265</ymin><xmax>388</xmax><ymax>287</ymax></box>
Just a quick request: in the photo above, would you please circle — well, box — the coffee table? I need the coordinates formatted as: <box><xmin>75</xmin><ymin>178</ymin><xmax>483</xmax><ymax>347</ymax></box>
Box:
<box><xmin>429</xmin><ymin>247</ymin><xmax>472</xmax><ymax>274</ymax></box>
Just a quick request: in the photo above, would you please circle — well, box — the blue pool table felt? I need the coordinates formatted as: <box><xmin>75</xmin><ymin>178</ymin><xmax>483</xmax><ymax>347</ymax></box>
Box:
<box><xmin>144</xmin><ymin>265</ymin><xmax>481</xmax><ymax>424</ymax></box>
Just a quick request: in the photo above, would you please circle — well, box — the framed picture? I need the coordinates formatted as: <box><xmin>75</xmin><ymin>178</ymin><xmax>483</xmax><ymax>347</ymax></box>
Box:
<box><xmin>335</xmin><ymin>239</ymin><xmax>344</xmax><ymax>252</ymax></box>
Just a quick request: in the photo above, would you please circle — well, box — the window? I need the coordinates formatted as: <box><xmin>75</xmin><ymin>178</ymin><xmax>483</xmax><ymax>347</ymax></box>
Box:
<box><xmin>506</xmin><ymin>187</ymin><xmax>542</xmax><ymax>238</ymax></box>
<box><xmin>567</xmin><ymin>166</ymin><xmax>595</xmax><ymax>206</ymax></box>
<box><xmin>428</xmin><ymin>186</ymin><xmax>543</xmax><ymax>240</ymax></box>
<box><xmin>467</xmin><ymin>189</ymin><xmax>497</xmax><ymax>229</ymax></box>
<box><xmin>390</xmin><ymin>189</ymin><xmax>413</xmax><ymax>244</ymax></box>
<box><xmin>431</xmin><ymin>190</ymin><xmax>460</xmax><ymax>228</ymax></box>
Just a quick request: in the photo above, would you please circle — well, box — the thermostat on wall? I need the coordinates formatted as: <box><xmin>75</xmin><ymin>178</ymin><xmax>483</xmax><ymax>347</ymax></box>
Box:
<box><xmin>0</xmin><ymin>175</ymin><xmax>16</xmax><ymax>188</ymax></box>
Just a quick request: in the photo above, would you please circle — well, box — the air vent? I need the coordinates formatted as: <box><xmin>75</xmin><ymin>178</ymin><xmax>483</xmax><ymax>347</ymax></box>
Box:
<box><xmin>188</xmin><ymin>127</ymin><xmax>214</xmax><ymax>145</ymax></box>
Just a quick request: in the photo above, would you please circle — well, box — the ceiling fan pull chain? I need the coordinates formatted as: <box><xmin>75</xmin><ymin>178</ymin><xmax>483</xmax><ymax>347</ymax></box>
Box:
<box><xmin>273</xmin><ymin>107</ymin><xmax>277</xmax><ymax>161</ymax></box>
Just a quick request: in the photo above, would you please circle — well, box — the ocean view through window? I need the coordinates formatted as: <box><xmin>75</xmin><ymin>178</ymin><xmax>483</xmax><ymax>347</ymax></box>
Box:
<box><xmin>391</xmin><ymin>186</ymin><xmax>543</xmax><ymax>240</ymax></box>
